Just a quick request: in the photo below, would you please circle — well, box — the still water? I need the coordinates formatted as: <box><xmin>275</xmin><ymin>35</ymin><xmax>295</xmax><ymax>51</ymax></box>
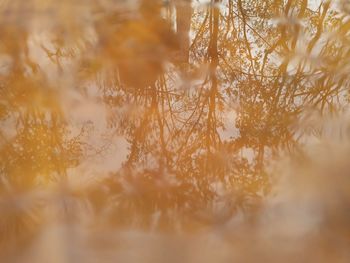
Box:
<box><xmin>1</xmin><ymin>0</ymin><xmax>350</xmax><ymax>262</ymax></box>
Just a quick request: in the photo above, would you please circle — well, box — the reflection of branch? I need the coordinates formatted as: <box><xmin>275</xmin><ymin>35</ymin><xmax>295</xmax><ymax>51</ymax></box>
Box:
<box><xmin>307</xmin><ymin>1</ymin><xmax>330</xmax><ymax>54</ymax></box>
<box><xmin>219</xmin><ymin>53</ymin><xmax>278</xmax><ymax>79</ymax></box>
<box><xmin>229</xmin><ymin>1</ymin><xmax>274</xmax><ymax>50</ymax></box>
<box><xmin>190</xmin><ymin>11</ymin><xmax>210</xmax><ymax>50</ymax></box>
<box><xmin>237</xmin><ymin>0</ymin><xmax>257</xmax><ymax>77</ymax></box>
<box><xmin>40</xmin><ymin>44</ymin><xmax>63</xmax><ymax>71</ymax></box>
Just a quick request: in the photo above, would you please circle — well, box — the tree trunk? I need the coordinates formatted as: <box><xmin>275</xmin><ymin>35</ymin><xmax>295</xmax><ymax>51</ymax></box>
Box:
<box><xmin>175</xmin><ymin>0</ymin><xmax>192</xmax><ymax>63</ymax></box>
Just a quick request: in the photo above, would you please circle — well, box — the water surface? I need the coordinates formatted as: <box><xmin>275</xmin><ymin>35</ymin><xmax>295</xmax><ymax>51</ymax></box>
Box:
<box><xmin>1</xmin><ymin>0</ymin><xmax>350</xmax><ymax>262</ymax></box>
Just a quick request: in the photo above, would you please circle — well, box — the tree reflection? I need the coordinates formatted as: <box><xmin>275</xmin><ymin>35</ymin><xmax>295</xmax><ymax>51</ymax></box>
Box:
<box><xmin>1</xmin><ymin>0</ymin><xmax>350</xmax><ymax>235</ymax></box>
